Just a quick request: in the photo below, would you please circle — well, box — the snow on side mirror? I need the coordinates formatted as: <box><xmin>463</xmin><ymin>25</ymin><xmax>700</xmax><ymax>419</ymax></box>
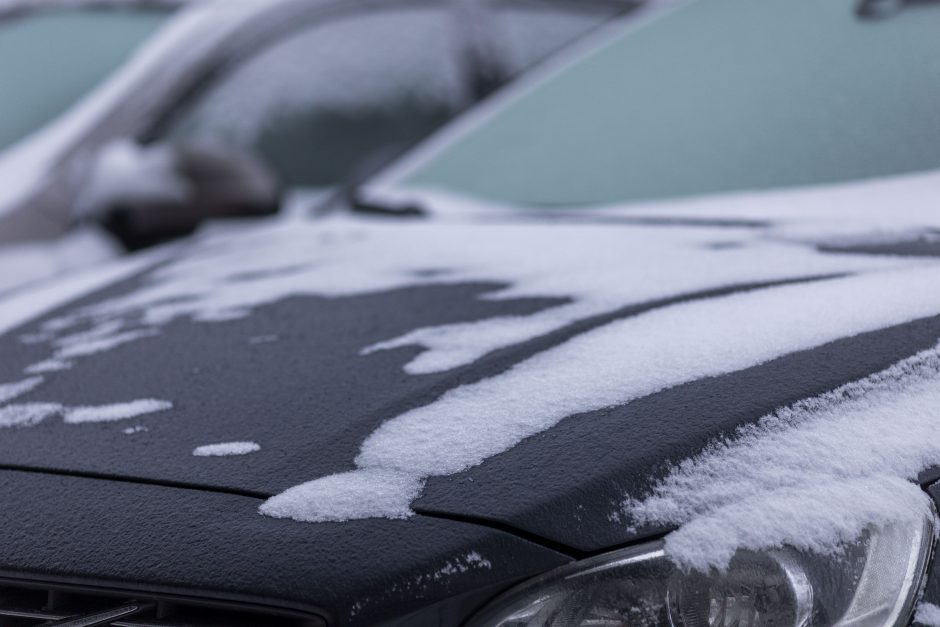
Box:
<box><xmin>76</xmin><ymin>139</ymin><xmax>281</xmax><ymax>250</ymax></box>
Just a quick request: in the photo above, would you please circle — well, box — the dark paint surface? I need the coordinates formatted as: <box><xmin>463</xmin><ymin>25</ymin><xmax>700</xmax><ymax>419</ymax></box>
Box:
<box><xmin>0</xmin><ymin>469</ymin><xmax>568</xmax><ymax>625</ymax></box>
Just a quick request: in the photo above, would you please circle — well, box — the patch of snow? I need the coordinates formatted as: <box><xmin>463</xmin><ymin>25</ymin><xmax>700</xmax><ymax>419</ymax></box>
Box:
<box><xmin>52</xmin><ymin>327</ymin><xmax>158</xmax><ymax>360</ymax></box>
<box><xmin>122</xmin><ymin>425</ymin><xmax>148</xmax><ymax>435</ymax></box>
<box><xmin>0</xmin><ymin>403</ymin><xmax>62</xmax><ymax>427</ymax></box>
<box><xmin>916</xmin><ymin>603</ymin><xmax>940</xmax><ymax>627</ymax></box>
<box><xmin>463</xmin><ymin>551</ymin><xmax>491</xmax><ymax>569</ymax></box>
<box><xmin>57</xmin><ymin>219</ymin><xmax>906</xmax><ymax>378</ymax></box>
<box><xmin>431</xmin><ymin>551</ymin><xmax>493</xmax><ymax>581</ymax></box>
<box><xmin>625</xmin><ymin>342</ymin><xmax>940</xmax><ymax>571</ymax></box>
<box><xmin>192</xmin><ymin>441</ymin><xmax>260</xmax><ymax>457</ymax></box>
<box><xmin>263</xmin><ymin>266</ymin><xmax>940</xmax><ymax>522</ymax></box>
<box><xmin>261</xmin><ymin>468</ymin><xmax>422</xmax><ymax>523</ymax></box>
<box><xmin>24</xmin><ymin>359</ymin><xmax>72</xmax><ymax>374</ymax></box>
<box><xmin>0</xmin><ymin>228</ymin><xmax>120</xmax><ymax>298</ymax></box>
<box><xmin>0</xmin><ymin>243</ymin><xmax>166</xmax><ymax>337</ymax></box>
<box><xmin>63</xmin><ymin>399</ymin><xmax>172</xmax><ymax>424</ymax></box>
<box><xmin>0</xmin><ymin>376</ymin><xmax>43</xmax><ymax>403</ymax></box>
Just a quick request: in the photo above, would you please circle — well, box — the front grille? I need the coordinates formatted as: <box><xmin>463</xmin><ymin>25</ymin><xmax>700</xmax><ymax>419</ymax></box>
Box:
<box><xmin>0</xmin><ymin>579</ymin><xmax>325</xmax><ymax>627</ymax></box>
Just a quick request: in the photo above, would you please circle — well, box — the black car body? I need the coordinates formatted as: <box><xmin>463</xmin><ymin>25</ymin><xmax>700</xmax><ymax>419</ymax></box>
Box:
<box><xmin>2</xmin><ymin>0</ymin><xmax>940</xmax><ymax>625</ymax></box>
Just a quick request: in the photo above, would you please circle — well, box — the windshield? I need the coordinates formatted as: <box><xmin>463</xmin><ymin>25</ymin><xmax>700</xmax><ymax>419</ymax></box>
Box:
<box><xmin>382</xmin><ymin>0</ymin><xmax>940</xmax><ymax>207</ymax></box>
<box><xmin>0</xmin><ymin>7</ymin><xmax>170</xmax><ymax>152</ymax></box>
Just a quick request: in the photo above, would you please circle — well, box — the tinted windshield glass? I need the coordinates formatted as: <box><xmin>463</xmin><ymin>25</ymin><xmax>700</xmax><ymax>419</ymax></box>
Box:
<box><xmin>0</xmin><ymin>8</ymin><xmax>170</xmax><ymax>152</ymax></box>
<box><xmin>390</xmin><ymin>0</ymin><xmax>940</xmax><ymax>206</ymax></box>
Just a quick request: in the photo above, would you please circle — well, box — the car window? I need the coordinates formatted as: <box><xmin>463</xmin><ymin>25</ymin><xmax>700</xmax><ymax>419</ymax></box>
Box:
<box><xmin>387</xmin><ymin>0</ymin><xmax>940</xmax><ymax>207</ymax></box>
<box><xmin>0</xmin><ymin>8</ymin><xmax>171</xmax><ymax>152</ymax></box>
<box><xmin>493</xmin><ymin>0</ymin><xmax>626</xmax><ymax>77</ymax></box>
<box><xmin>158</xmin><ymin>1</ymin><xmax>621</xmax><ymax>190</ymax></box>
<box><xmin>161</xmin><ymin>4</ymin><xmax>467</xmax><ymax>189</ymax></box>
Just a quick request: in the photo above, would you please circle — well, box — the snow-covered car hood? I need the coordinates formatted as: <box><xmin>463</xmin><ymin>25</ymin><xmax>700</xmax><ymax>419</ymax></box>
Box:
<box><xmin>4</xmin><ymin>171</ymin><xmax>940</xmax><ymax>560</ymax></box>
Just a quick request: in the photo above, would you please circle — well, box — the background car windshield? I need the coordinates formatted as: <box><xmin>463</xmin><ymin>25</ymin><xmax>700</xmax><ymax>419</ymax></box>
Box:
<box><xmin>389</xmin><ymin>0</ymin><xmax>940</xmax><ymax>207</ymax></box>
<box><xmin>0</xmin><ymin>7</ymin><xmax>170</xmax><ymax>152</ymax></box>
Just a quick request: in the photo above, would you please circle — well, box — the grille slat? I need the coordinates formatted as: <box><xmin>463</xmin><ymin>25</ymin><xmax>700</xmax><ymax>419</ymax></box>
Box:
<box><xmin>0</xmin><ymin>581</ymin><xmax>324</xmax><ymax>627</ymax></box>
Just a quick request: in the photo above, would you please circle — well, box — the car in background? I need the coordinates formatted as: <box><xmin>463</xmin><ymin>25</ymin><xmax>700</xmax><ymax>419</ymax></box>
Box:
<box><xmin>0</xmin><ymin>0</ymin><xmax>635</xmax><ymax>255</ymax></box>
<box><xmin>4</xmin><ymin>0</ymin><xmax>940</xmax><ymax>625</ymax></box>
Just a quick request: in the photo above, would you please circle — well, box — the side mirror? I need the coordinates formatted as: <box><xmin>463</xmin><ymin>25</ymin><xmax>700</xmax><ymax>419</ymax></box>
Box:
<box><xmin>76</xmin><ymin>139</ymin><xmax>281</xmax><ymax>250</ymax></box>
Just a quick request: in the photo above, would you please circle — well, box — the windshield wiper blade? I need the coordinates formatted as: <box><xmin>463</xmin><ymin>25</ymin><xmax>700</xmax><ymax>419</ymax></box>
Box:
<box><xmin>857</xmin><ymin>0</ymin><xmax>940</xmax><ymax>19</ymax></box>
<box><xmin>346</xmin><ymin>190</ymin><xmax>427</xmax><ymax>218</ymax></box>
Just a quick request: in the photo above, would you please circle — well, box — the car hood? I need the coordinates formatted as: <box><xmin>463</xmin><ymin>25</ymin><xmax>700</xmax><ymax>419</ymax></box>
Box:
<box><xmin>0</xmin><ymin>468</ymin><xmax>568</xmax><ymax>625</ymax></box>
<box><xmin>3</xmin><ymin>190</ymin><xmax>940</xmax><ymax>553</ymax></box>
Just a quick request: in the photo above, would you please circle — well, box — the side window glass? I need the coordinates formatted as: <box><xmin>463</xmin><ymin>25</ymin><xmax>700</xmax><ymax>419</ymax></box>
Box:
<box><xmin>163</xmin><ymin>5</ymin><xmax>466</xmax><ymax>189</ymax></box>
<box><xmin>492</xmin><ymin>1</ymin><xmax>625</xmax><ymax>76</ymax></box>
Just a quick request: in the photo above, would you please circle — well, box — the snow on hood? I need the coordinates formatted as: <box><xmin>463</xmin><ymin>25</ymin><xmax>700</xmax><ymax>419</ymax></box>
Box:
<box><xmin>626</xmin><ymin>341</ymin><xmax>940</xmax><ymax>571</ymax></box>
<box><xmin>4</xmin><ymin>170</ymin><xmax>940</xmax><ymax>567</ymax></box>
<box><xmin>0</xmin><ymin>228</ymin><xmax>120</xmax><ymax>298</ymax></box>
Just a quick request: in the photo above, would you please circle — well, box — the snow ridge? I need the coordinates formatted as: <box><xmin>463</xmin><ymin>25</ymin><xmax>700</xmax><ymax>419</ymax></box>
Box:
<box><xmin>625</xmin><ymin>342</ymin><xmax>940</xmax><ymax>571</ymax></box>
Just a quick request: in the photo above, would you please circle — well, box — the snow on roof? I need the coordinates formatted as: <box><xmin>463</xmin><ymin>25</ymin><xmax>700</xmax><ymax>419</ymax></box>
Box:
<box><xmin>3</xmin><ymin>168</ymin><xmax>940</xmax><ymax>566</ymax></box>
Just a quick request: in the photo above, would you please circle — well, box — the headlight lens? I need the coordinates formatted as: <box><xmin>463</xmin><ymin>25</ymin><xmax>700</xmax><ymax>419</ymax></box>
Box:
<box><xmin>468</xmin><ymin>511</ymin><xmax>935</xmax><ymax>627</ymax></box>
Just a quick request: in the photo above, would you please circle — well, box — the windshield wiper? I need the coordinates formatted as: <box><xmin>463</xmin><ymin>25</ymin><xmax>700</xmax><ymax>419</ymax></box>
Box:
<box><xmin>857</xmin><ymin>0</ymin><xmax>940</xmax><ymax>19</ymax></box>
<box><xmin>344</xmin><ymin>188</ymin><xmax>427</xmax><ymax>218</ymax></box>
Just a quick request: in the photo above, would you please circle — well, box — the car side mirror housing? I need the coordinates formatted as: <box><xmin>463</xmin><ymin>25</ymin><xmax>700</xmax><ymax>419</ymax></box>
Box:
<box><xmin>76</xmin><ymin>139</ymin><xmax>281</xmax><ymax>250</ymax></box>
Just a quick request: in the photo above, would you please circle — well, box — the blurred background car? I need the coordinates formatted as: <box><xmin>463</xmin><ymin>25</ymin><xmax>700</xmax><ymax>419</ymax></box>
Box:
<box><xmin>0</xmin><ymin>0</ymin><xmax>637</xmax><ymax>270</ymax></box>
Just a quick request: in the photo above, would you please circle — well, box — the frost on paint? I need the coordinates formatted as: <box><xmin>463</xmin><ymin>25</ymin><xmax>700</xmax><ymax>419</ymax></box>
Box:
<box><xmin>193</xmin><ymin>441</ymin><xmax>260</xmax><ymax>457</ymax></box>
<box><xmin>624</xmin><ymin>343</ymin><xmax>940</xmax><ymax>571</ymax></box>
<box><xmin>346</xmin><ymin>550</ymin><xmax>492</xmax><ymax>619</ymax></box>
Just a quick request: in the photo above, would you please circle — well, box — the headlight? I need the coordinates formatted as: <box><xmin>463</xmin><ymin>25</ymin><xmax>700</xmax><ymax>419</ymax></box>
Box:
<box><xmin>468</xmin><ymin>510</ymin><xmax>935</xmax><ymax>627</ymax></box>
